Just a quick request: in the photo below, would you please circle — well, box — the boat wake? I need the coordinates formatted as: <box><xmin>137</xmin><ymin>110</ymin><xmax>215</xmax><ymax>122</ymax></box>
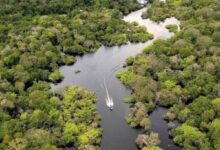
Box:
<box><xmin>104</xmin><ymin>79</ymin><xmax>114</xmax><ymax>110</ymax></box>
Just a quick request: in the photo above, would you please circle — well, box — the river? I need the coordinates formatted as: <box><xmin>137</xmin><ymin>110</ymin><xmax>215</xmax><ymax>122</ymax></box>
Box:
<box><xmin>52</xmin><ymin>6</ymin><xmax>180</xmax><ymax>150</ymax></box>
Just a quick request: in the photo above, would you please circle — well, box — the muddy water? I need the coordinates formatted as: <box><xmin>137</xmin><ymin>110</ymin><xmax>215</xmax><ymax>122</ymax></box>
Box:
<box><xmin>52</xmin><ymin>7</ymin><xmax>180</xmax><ymax>150</ymax></box>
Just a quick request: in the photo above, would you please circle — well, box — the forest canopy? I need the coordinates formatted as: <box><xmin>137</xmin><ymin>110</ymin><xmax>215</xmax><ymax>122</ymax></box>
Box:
<box><xmin>0</xmin><ymin>0</ymin><xmax>152</xmax><ymax>149</ymax></box>
<box><xmin>118</xmin><ymin>0</ymin><xmax>220</xmax><ymax>149</ymax></box>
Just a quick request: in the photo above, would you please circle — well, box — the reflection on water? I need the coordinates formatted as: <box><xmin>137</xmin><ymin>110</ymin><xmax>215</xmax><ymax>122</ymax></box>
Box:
<box><xmin>123</xmin><ymin>7</ymin><xmax>180</xmax><ymax>40</ymax></box>
<box><xmin>52</xmin><ymin>7</ymin><xmax>180</xmax><ymax>150</ymax></box>
<box><xmin>150</xmin><ymin>107</ymin><xmax>180</xmax><ymax>150</ymax></box>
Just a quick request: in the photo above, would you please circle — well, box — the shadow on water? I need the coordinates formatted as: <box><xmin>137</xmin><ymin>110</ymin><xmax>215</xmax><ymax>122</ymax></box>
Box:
<box><xmin>149</xmin><ymin>107</ymin><xmax>181</xmax><ymax>150</ymax></box>
<box><xmin>52</xmin><ymin>6</ymin><xmax>180</xmax><ymax>150</ymax></box>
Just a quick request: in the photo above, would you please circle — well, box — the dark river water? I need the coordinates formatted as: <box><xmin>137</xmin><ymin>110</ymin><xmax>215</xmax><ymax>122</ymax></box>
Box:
<box><xmin>52</xmin><ymin>7</ymin><xmax>180</xmax><ymax>150</ymax></box>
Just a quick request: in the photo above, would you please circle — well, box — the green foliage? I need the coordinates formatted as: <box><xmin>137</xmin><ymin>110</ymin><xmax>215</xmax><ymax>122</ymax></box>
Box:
<box><xmin>25</xmin><ymin>128</ymin><xmax>56</xmax><ymax>149</ymax></box>
<box><xmin>117</xmin><ymin>71</ymin><xmax>136</xmax><ymax>86</ymax></box>
<box><xmin>0</xmin><ymin>86</ymin><xmax>101</xmax><ymax>149</ymax></box>
<box><xmin>173</xmin><ymin>124</ymin><xmax>211</xmax><ymax>150</ymax></box>
<box><xmin>178</xmin><ymin>108</ymin><xmax>191</xmax><ymax>122</ymax></box>
<box><xmin>136</xmin><ymin>132</ymin><xmax>160</xmax><ymax>148</ymax></box>
<box><xmin>126</xmin><ymin>115</ymin><xmax>138</xmax><ymax>128</ymax></box>
<box><xmin>143</xmin><ymin>146</ymin><xmax>161</xmax><ymax>150</ymax></box>
<box><xmin>0</xmin><ymin>0</ymin><xmax>152</xmax><ymax>87</ymax></box>
<box><xmin>102</xmin><ymin>33</ymin><xmax>128</xmax><ymax>46</ymax></box>
<box><xmin>63</xmin><ymin>123</ymin><xmax>79</xmax><ymax>144</ymax></box>
<box><xmin>126</xmin><ymin>102</ymin><xmax>152</xmax><ymax>130</ymax></box>
<box><xmin>166</xmin><ymin>24</ymin><xmax>178</xmax><ymax>33</ymax></box>
<box><xmin>118</xmin><ymin>0</ymin><xmax>220</xmax><ymax>149</ymax></box>
<box><xmin>0</xmin><ymin>1</ymin><xmax>151</xmax><ymax>149</ymax></box>
<box><xmin>208</xmin><ymin>119</ymin><xmax>220</xmax><ymax>150</ymax></box>
<box><xmin>62</xmin><ymin>55</ymin><xmax>76</xmax><ymax>65</ymax></box>
<box><xmin>75</xmin><ymin>69</ymin><xmax>81</xmax><ymax>74</ymax></box>
<box><xmin>125</xmin><ymin>56</ymin><xmax>135</xmax><ymax>66</ymax></box>
<box><xmin>49</xmin><ymin>70</ymin><xmax>64</xmax><ymax>83</ymax></box>
<box><xmin>128</xmin><ymin>33</ymin><xmax>153</xmax><ymax>43</ymax></box>
<box><xmin>0</xmin><ymin>0</ymin><xmax>140</xmax><ymax>17</ymax></box>
<box><xmin>212</xmin><ymin>98</ymin><xmax>220</xmax><ymax>116</ymax></box>
<box><xmin>123</xmin><ymin>97</ymin><xmax>135</xmax><ymax>103</ymax></box>
<box><xmin>212</xmin><ymin>32</ymin><xmax>220</xmax><ymax>43</ymax></box>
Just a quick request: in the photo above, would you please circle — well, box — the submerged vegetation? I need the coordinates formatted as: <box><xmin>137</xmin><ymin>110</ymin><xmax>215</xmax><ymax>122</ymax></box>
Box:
<box><xmin>118</xmin><ymin>0</ymin><xmax>220</xmax><ymax>149</ymax></box>
<box><xmin>75</xmin><ymin>69</ymin><xmax>81</xmax><ymax>74</ymax></box>
<box><xmin>0</xmin><ymin>0</ymin><xmax>154</xmax><ymax>149</ymax></box>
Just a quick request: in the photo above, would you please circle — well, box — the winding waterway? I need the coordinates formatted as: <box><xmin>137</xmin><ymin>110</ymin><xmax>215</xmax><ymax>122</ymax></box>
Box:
<box><xmin>52</xmin><ymin>6</ymin><xmax>180</xmax><ymax>150</ymax></box>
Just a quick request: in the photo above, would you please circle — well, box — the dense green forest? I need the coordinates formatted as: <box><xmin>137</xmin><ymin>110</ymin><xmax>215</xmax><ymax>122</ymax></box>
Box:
<box><xmin>118</xmin><ymin>0</ymin><xmax>220</xmax><ymax>149</ymax></box>
<box><xmin>0</xmin><ymin>0</ymin><xmax>154</xmax><ymax>149</ymax></box>
<box><xmin>1</xmin><ymin>0</ymin><xmax>220</xmax><ymax>149</ymax></box>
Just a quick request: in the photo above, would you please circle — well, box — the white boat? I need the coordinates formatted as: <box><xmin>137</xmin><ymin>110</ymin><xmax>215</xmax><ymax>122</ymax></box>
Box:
<box><xmin>105</xmin><ymin>95</ymin><xmax>114</xmax><ymax>110</ymax></box>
